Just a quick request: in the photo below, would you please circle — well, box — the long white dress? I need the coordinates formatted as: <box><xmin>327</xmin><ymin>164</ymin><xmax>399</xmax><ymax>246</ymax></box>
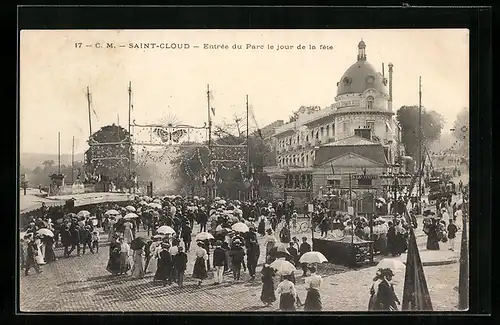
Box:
<box><xmin>146</xmin><ymin>242</ymin><xmax>162</xmax><ymax>274</ymax></box>
<box><xmin>35</xmin><ymin>238</ymin><xmax>46</xmax><ymax>264</ymax></box>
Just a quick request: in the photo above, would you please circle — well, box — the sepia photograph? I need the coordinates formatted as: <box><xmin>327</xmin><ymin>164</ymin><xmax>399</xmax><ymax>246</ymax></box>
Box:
<box><xmin>18</xmin><ymin>29</ymin><xmax>470</xmax><ymax>312</ymax></box>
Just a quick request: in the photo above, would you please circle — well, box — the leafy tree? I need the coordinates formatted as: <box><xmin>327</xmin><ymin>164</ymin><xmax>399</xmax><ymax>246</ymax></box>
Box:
<box><xmin>451</xmin><ymin>107</ymin><xmax>469</xmax><ymax>155</ymax></box>
<box><xmin>396</xmin><ymin>105</ymin><xmax>444</xmax><ymax>160</ymax></box>
<box><xmin>42</xmin><ymin>160</ymin><xmax>55</xmax><ymax>169</ymax></box>
<box><xmin>87</xmin><ymin>124</ymin><xmax>136</xmax><ymax>188</ymax></box>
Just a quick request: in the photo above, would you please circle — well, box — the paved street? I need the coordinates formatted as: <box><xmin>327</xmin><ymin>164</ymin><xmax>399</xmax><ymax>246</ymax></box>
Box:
<box><xmin>19</xmin><ymin>221</ymin><xmax>464</xmax><ymax>312</ymax></box>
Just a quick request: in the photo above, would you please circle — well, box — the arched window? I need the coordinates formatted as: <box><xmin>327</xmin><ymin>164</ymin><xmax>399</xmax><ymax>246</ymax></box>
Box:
<box><xmin>366</xmin><ymin>96</ymin><xmax>374</xmax><ymax>109</ymax></box>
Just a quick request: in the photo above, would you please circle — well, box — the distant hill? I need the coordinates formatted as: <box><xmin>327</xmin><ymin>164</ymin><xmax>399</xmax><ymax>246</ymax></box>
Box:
<box><xmin>20</xmin><ymin>152</ymin><xmax>85</xmax><ymax>171</ymax></box>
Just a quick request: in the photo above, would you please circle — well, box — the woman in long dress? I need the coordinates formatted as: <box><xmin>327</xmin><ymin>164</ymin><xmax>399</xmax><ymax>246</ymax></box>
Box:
<box><xmin>275</xmin><ymin>275</ymin><xmax>297</xmax><ymax>311</ymax></box>
<box><xmin>123</xmin><ymin>221</ymin><xmax>134</xmax><ymax>244</ymax></box>
<box><xmin>368</xmin><ymin>268</ymin><xmax>400</xmax><ymax>311</ymax></box>
<box><xmin>130</xmin><ymin>247</ymin><xmax>145</xmax><ymax>279</ymax></box>
<box><xmin>34</xmin><ymin>235</ymin><xmax>46</xmax><ymax>265</ymax></box>
<box><xmin>108</xmin><ymin>217</ymin><xmax>116</xmax><ymax>241</ymax></box>
<box><xmin>257</xmin><ymin>215</ymin><xmax>266</xmax><ymax>236</ymax></box>
<box><xmin>425</xmin><ymin>218</ymin><xmax>440</xmax><ymax>250</ymax></box>
<box><xmin>106</xmin><ymin>236</ymin><xmax>121</xmax><ymax>275</ymax></box>
<box><xmin>264</xmin><ymin>229</ymin><xmax>277</xmax><ymax>262</ymax></box>
<box><xmin>260</xmin><ymin>264</ymin><xmax>276</xmax><ymax>306</ymax></box>
<box><xmin>192</xmin><ymin>241</ymin><xmax>208</xmax><ymax>286</ymax></box>
<box><xmin>154</xmin><ymin>242</ymin><xmax>170</xmax><ymax>282</ymax></box>
<box><xmin>118</xmin><ymin>237</ymin><xmax>131</xmax><ymax>275</ymax></box>
<box><xmin>147</xmin><ymin>238</ymin><xmax>162</xmax><ymax>276</ymax></box>
<box><xmin>303</xmin><ymin>265</ymin><xmax>322</xmax><ymax>311</ymax></box>
<box><xmin>42</xmin><ymin>234</ymin><xmax>56</xmax><ymax>263</ymax></box>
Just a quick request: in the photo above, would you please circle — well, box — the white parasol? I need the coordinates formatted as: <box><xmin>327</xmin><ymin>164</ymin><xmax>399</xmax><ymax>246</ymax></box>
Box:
<box><xmin>231</xmin><ymin>222</ymin><xmax>249</xmax><ymax>233</ymax></box>
<box><xmin>36</xmin><ymin>228</ymin><xmax>54</xmax><ymax>237</ymax></box>
<box><xmin>77</xmin><ymin>210</ymin><xmax>91</xmax><ymax>218</ymax></box>
<box><xmin>124</xmin><ymin>213</ymin><xmax>139</xmax><ymax>219</ymax></box>
<box><xmin>270</xmin><ymin>258</ymin><xmax>296</xmax><ymax>275</ymax></box>
<box><xmin>105</xmin><ymin>209</ymin><xmax>120</xmax><ymax>216</ymax></box>
<box><xmin>299</xmin><ymin>251</ymin><xmax>328</xmax><ymax>264</ymax></box>
<box><xmin>156</xmin><ymin>226</ymin><xmax>176</xmax><ymax>235</ymax></box>
<box><xmin>195</xmin><ymin>232</ymin><xmax>215</xmax><ymax>241</ymax></box>
<box><xmin>125</xmin><ymin>205</ymin><xmax>136</xmax><ymax>212</ymax></box>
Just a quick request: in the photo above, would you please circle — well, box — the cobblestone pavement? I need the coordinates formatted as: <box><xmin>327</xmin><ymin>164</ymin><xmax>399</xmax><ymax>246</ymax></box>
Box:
<box><xmin>19</xmin><ymin>223</ymin><xmax>464</xmax><ymax>312</ymax></box>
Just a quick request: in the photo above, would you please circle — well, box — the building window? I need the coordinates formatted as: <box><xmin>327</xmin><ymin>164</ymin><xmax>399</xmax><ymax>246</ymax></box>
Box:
<box><xmin>327</xmin><ymin>179</ymin><xmax>341</xmax><ymax>186</ymax></box>
<box><xmin>358</xmin><ymin>178</ymin><xmax>372</xmax><ymax>186</ymax></box>
<box><xmin>366</xmin><ymin>96</ymin><xmax>374</xmax><ymax>109</ymax></box>
<box><xmin>326</xmin><ymin>125</ymin><xmax>330</xmax><ymax>137</ymax></box>
<box><xmin>343</xmin><ymin>122</ymin><xmax>348</xmax><ymax>134</ymax></box>
<box><xmin>367</xmin><ymin>121</ymin><xmax>375</xmax><ymax>130</ymax></box>
<box><xmin>355</xmin><ymin>128</ymin><xmax>371</xmax><ymax>140</ymax></box>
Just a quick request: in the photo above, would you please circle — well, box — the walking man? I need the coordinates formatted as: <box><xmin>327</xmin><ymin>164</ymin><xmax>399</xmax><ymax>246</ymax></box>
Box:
<box><xmin>212</xmin><ymin>241</ymin><xmax>225</xmax><ymax>284</ymax></box>
<box><xmin>447</xmin><ymin>219</ymin><xmax>459</xmax><ymax>251</ymax></box>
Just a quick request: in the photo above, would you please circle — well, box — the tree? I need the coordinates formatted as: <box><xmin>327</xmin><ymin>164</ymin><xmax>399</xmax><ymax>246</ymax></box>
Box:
<box><xmin>396</xmin><ymin>105</ymin><xmax>444</xmax><ymax>160</ymax></box>
<box><xmin>42</xmin><ymin>160</ymin><xmax>55</xmax><ymax>169</ymax></box>
<box><xmin>87</xmin><ymin>124</ymin><xmax>136</xmax><ymax>188</ymax></box>
<box><xmin>451</xmin><ymin>107</ymin><xmax>469</xmax><ymax>155</ymax></box>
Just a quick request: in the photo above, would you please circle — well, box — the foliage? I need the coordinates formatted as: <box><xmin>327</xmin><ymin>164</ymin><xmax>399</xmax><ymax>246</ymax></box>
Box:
<box><xmin>87</xmin><ymin>124</ymin><xmax>137</xmax><ymax>188</ymax></box>
<box><xmin>169</xmin><ymin>129</ymin><xmax>275</xmax><ymax>196</ymax></box>
<box><xmin>21</xmin><ymin>161</ymin><xmax>85</xmax><ymax>188</ymax></box>
<box><xmin>396</xmin><ymin>105</ymin><xmax>445</xmax><ymax>160</ymax></box>
<box><xmin>451</xmin><ymin>107</ymin><xmax>469</xmax><ymax>155</ymax></box>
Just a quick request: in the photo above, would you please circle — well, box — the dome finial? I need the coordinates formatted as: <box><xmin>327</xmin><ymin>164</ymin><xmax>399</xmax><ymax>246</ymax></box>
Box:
<box><xmin>357</xmin><ymin>39</ymin><xmax>366</xmax><ymax>61</ymax></box>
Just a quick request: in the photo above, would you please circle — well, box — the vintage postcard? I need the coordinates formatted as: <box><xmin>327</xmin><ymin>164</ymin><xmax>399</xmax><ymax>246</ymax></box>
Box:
<box><xmin>19</xmin><ymin>29</ymin><xmax>469</xmax><ymax>312</ymax></box>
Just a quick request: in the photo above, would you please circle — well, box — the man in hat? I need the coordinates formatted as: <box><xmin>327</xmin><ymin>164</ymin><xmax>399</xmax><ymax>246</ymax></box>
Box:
<box><xmin>212</xmin><ymin>240</ymin><xmax>226</xmax><ymax>284</ymax></box>
<box><xmin>181</xmin><ymin>224</ymin><xmax>192</xmax><ymax>252</ymax></box>
<box><xmin>229</xmin><ymin>239</ymin><xmax>246</xmax><ymax>281</ymax></box>
<box><xmin>80</xmin><ymin>225</ymin><xmax>93</xmax><ymax>254</ymax></box>
<box><xmin>246</xmin><ymin>238</ymin><xmax>260</xmax><ymax>281</ymax></box>
<box><xmin>173</xmin><ymin>246</ymin><xmax>188</xmax><ymax>287</ymax></box>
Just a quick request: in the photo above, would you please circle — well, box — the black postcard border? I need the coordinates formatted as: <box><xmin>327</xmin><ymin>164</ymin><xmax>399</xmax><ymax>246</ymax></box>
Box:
<box><xmin>6</xmin><ymin>5</ymin><xmax>493</xmax><ymax>324</ymax></box>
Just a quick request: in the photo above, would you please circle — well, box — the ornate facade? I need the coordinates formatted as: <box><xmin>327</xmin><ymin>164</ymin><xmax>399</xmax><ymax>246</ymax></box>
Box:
<box><xmin>265</xmin><ymin>40</ymin><xmax>405</xmax><ymax>206</ymax></box>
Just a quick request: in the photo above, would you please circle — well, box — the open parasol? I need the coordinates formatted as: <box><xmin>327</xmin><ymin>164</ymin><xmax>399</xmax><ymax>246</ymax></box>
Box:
<box><xmin>105</xmin><ymin>209</ymin><xmax>120</xmax><ymax>216</ymax></box>
<box><xmin>124</xmin><ymin>213</ymin><xmax>139</xmax><ymax>219</ymax></box>
<box><xmin>36</xmin><ymin>228</ymin><xmax>54</xmax><ymax>237</ymax></box>
<box><xmin>377</xmin><ymin>258</ymin><xmax>406</xmax><ymax>272</ymax></box>
<box><xmin>269</xmin><ymin>243</ymin><xmax>292</xmax><ymax>259</ymax></box>
<box><xmin>270</xmin><ymin>258</ymin><xmax>296</xmax><ymax>275</ymax></box>
<box><xmin>125</xmin><ymin>205</ymin><xmax>136</xmax><ymax>212</ymax></box>
<box><xmin>231</xmin><ymin>222</ymin><xmax>249</xmax><ymax>233</ymax></box>
<box><xmin>299</xmin><ymin>251</ymin><xmax>328</xmax><ymax>264</ymax></box>
<box><xmin>156</xmin><ymin>226</ymin><xmax>176</xmax><ymax>235</ymax></box>
<box><xmin>195</xmin><ymin>232</ymin><xmax>214</xmax><ymax>241</ymax></box>
<box><xmin>77</xmin><ymin>210</ymin><xmax>91</xmax><ymax>218</ymax></box>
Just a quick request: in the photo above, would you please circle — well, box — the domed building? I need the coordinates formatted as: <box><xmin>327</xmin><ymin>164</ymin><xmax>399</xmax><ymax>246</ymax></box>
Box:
<box><xmin>264</xmin><ymin>40</ymin><xmax>405</xmax><ymax>209</ymax></box>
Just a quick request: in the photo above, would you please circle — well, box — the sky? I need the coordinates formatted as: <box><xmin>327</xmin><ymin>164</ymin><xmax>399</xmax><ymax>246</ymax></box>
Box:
<box><xmin>20</xmin><ymin>29</ymin><xmax>469</xmax><ymax>155</ymax></box>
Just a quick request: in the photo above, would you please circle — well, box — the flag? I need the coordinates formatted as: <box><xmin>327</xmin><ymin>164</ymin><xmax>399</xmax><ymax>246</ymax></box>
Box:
<box><xmin>257</xmin><ymin>129</ymin><xmax>263</xmax><ymax>139</ymax></box>
<box><xmin>402</xmin><ymin>223</ymin><xmax>433</xmax><ymax>310</ymax></box>
<box><xmin>209</xmin><ymin>90</ymin><xmax>215</xmax><ymax>100</ymax></box>
<box><xmin>211</xmin><ymin>107</ymin><xmax>216</xmax><ymax>116</ymax></box>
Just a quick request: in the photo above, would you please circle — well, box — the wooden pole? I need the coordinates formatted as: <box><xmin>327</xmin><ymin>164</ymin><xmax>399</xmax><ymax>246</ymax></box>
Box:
<box><xmin>71</xmin><ymin>136</ymin><xmax>75</xmax><ymax>183</ymax></box>
<box><xmin>246</xmin><ymin>94</ymin><xmax>250</xmax><ymax>200</ymax></box>
<box><xmin>418</xmin><ymin>77</ymin><xmax>422</xmax><ymax>213</ymax></box>
<box><xmin>87</xmin><ymin>87</ymin><xmax>92</xmax><ymax>139</ymax></box>
<box><xmin>128</xmin><ymin>81</ymin><xmax>132</xmax><ymax>191</ymax></box>
<box><xmin>58</xmin><ymin>132</ymin><xmax>61</xmax><ymax>174</ymax></box>
<box><xmin>458</xmin><ymin>192</ymin><xmax>469</xmax><ymax>310</ymax></box>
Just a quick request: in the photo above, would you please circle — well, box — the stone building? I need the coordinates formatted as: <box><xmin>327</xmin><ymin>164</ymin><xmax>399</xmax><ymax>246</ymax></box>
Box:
<box><xmin>264</xmin><ymin>40</ymin><xmax>406</xmax><ymax>207</ymax></box>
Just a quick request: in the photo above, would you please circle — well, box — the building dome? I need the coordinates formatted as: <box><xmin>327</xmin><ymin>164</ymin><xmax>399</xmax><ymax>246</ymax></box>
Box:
<box><xmin>336</xmin><ymin>40</ymin><xmax>388</xmax><ymax>96</ymax></box>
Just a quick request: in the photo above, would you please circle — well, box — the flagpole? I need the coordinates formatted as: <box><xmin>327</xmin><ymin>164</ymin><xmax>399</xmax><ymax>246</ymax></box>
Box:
<box><xmin>128</xmin><ymin>81</ymin><xmax>132</xmax><ymax>192</ymax></box>
<box><xmin>86</xmin><ymin>86</ymin><xmax>92</xmax><ymax>139</ymax></box>
<box><xmin>207</xmin><ymin>84</ymin><xmax>212</xmax><ymax>200</ymax></box>
<box><xmin>58</xmin><ymin>132</ymin><xmax>61</xmax><ymax>174</ymax></box>
<box><xmin>246</xmin><ymin>94</ymin><xmax>250</xmax><ymax>200</ymax></box>
<box><xmin>71</xmin><ymin>136</ymin><xmax>75</xmax><ymax>183</ymax></box>
<box><xmin>418</xmin><ymin>77</ymin><xmax>422</xmax><ymax>213</ymax></box>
